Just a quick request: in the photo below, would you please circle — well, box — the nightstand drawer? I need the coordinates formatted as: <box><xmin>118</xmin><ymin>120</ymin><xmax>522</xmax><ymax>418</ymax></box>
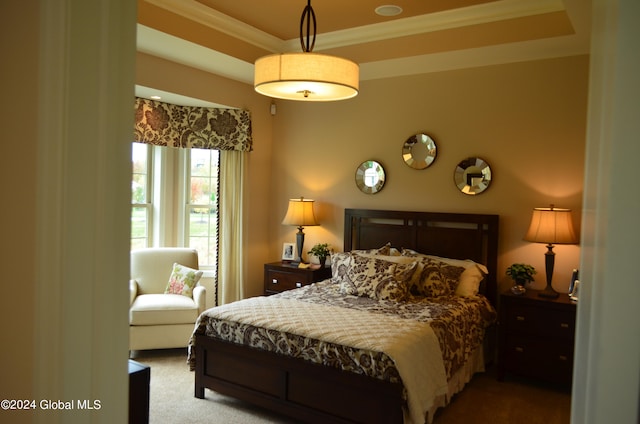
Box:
<box><xmin>266</xmin><ymin>269</ymin><xmax>309</xmax><ymax>292</ymax></box>
<box><xmin>264</xmin><ymin>262</ymin><xmax>331</xmax><ymax>295</ymax></box>
<box><xmin>505</xmin><ymin>335</ymin><xmax>574</xmax><ymax>383</ymax></box>
<box><xmin>506</xmin><ymin>304</ymin><xmax>575</xmax><ymax>339</ymax></box>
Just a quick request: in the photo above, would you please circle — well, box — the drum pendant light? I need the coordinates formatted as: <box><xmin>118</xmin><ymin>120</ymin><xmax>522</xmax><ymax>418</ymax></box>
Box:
<box><xmin>254</xmin><ymin>0</ymin><xmax>359</xmax><ymax>101</ymax></box>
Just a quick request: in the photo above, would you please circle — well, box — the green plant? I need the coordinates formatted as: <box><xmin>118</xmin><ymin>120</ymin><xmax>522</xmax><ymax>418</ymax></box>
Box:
<box><xmin>308</xmin><ymin>243</ymin><xmax>331</xmax><ymax>259</ymax></box>
<box><xmin>506</xmin><ymin>263</ymin><xmax>536</xmax><ymax>284</ymax></box>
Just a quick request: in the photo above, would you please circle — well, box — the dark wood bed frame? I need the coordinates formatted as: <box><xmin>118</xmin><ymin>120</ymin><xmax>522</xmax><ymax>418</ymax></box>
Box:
<box><xmin>194</xmin><ymin>209</ymin><xmax>499</xmax><ymax>423</ymax></box>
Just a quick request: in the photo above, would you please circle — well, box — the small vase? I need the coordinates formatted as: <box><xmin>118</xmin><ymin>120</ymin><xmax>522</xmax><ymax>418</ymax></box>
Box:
<box><xmin>318</xmin><ymin>256</ymin><xmax>327</xmax><ymax>268</ymax></box>
<box><xmin>510</xmin><ymin>281</ymin><xmax>526</xmax><ymax>295</ymax></box>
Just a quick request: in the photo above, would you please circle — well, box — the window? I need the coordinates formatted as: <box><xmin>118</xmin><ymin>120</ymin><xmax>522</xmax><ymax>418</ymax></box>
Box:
<box><xmin>186</xmin><ymin>148</ymin><xmax>220</xmax><ymax>268</ymax></box>
<box><xmin>131</xmin><ymin>143</ymin><xmax>151</xmax><ymax>250</ymax></box>
<box><xmin>130</xmin><ymin>144</ymin><xmax>220</xmax><ymax>269</ymax></box>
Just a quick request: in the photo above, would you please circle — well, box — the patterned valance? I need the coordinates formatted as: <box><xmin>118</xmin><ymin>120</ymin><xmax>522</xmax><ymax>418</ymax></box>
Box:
<box><xmin>134</xmin><ymin>97</ymin><xmax>252</xmax><ymax>151</ymax></box>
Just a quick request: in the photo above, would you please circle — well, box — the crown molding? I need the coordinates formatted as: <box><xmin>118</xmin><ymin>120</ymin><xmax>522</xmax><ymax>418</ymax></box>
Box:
<box><xmin>301</xmin><ymin>0</ymin><xmax>566</xmax><ymax>51</ymax></box>
<box><xmin>144</xmin><ymin>0</ymin><xmax>285</xmax><ymax>52</ymax></box>
<box><xmin>137</xmin><ymin>25</ymin><xmax>254</xmax><ymax>83</ymax></box>
<box><xmin>146</xmin><ymin>0</ymin><xmax>565</xmax><ymax>54</ymax></box>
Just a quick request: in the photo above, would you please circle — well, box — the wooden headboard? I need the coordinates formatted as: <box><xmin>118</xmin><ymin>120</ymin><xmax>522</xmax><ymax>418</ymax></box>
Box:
<box><xmin>344</xmin><ymin>208</ymin><xmax>499</xmax><ymax>306</ymax></box>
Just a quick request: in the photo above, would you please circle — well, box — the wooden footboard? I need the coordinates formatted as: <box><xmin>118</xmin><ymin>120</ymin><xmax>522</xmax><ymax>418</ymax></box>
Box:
<box><xmin>194</xmin><ymin>334</ymin><xmax>404</xmax><ymax>424</ymax></box>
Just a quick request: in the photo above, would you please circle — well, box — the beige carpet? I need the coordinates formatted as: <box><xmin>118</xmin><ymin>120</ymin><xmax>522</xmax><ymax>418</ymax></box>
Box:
<box><xmin>132</xmin><ymin>348</ymin><xmax>571</xmax><ymax>424</ymax></box>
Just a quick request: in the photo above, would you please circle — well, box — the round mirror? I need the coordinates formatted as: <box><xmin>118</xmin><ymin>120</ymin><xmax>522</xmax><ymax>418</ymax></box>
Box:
<box><xmin>402</xmin><ymin>133</ymin><xmax>437</xmax><ymax>169</ymax></box>
<box><xmin>454</xmin><ymin>157</ymin><xmax>492</xmax><ymax>195</ymax></box>
<box><xmin>355</xmin><ymin>160</ymin><xmax>386</xmax><ymax>194</ymax></box>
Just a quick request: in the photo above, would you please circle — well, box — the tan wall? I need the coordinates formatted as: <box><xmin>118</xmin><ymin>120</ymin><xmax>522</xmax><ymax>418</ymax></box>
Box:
<box><xmin>269</xmin><ymin>55</ymin><xmax>588</xmax><ymax>296</ymax></box>
<box><xmin>136</xmin><ymin>53</ymin><xmax>588</xmax><ymax>299</ymax></box>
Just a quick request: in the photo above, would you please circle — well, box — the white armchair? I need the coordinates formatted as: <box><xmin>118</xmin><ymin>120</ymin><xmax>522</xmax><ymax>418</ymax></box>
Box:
<box><xmin>129</xmin><ymin>248</ymin><xmax>206</xmax><ymax>351</ymax></box>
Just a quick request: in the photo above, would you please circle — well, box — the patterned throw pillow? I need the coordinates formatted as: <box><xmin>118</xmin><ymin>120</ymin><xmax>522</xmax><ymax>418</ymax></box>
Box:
<box><xmin>340</xmin><ymin>254</ymin><xmax>417</xmax><ymax>301</ymax></box>
<box><xmin>351</xmin><ymin>242</ymin><xmax>392</xmax><ymax>256</ymax></box>
<box><xmin>164</xmin><ymin>263</ymin><xmax>203</xmax><ymax>298</ymax></box>
<box><xmin>411</xmin><ymin>258</ymin><xmax>465</xmax><ymax>298</ymax></box>
<box><xmin>331</xmin><ymin>251</ymin><xmax>353</xmax><ymax>285</ymax></box>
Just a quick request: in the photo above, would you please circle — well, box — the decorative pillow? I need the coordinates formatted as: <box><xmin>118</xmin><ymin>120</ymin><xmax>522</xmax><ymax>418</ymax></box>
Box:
<box><xmin>411</xmin><ymin>258</ymin><xmax>466</xmax><ymax>298</ymax></box>
<box><xmin>401</xmin><ymin>250</ymin><xmax>488</xmax><ymax>297</ymax></box>
<box><xmin>164</xmin><ymin>263</ymin><xmax>203</xmax><ymax>298</ymax></box>
<box><xmin>330</xmin><ymin>251</ymin><xmax>353</xmax><ymax>285</ymax></box>
<box><xmin>340</xmin><ymin>255</ymin><xmax>417</xmax><ymax>301</ymax></box>
<box><xmin>352</xmin><ymin>242</ymin><xmax>392</xmax><ymax>256</ymax></box>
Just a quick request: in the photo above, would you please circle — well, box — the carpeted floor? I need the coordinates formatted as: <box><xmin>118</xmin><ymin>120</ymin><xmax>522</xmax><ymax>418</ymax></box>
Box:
<box><xmin>131</xmin><ymin>348</ymin><xmax>571</xmax><ymax>424</ymax></box>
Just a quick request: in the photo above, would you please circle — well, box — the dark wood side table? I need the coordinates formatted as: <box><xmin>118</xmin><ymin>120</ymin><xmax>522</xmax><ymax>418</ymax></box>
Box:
<box><xmin>264</xmin><ymin>262</ymin><xmax>331</xmax><ymax>295</ymax></box>
<box><xmin>497</xmin><ymin>289</ymin><xmax>577</xmax><ymax>386</ymax></box>
<box><xmin>128</xmin><ymin>359</ymin><xmax>150</xmax><ymax>424</ymax></box>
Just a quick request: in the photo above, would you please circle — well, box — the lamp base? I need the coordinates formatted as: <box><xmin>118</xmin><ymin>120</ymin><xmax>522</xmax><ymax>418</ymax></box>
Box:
<box><xmin>538</xmin><ymin>284</ymin><xmax>560</xmax><ymax>299</ymax></box>
<box><xmin>538</xmin><ymin>244</ymin><xmax>559</xmax><ymax>299</ymax></box>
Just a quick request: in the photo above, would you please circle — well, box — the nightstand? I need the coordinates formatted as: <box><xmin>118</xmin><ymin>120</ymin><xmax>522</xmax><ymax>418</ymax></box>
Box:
<box><xmin>497</xmin><ymin>289</ymin><xmax>576</xmax><ymax>386</ymax></box>
<box><xmin>264</xmin><ymin>262</ymin><xmax>331</xmax><ymax>295</ymax></box>
<box><xmin>128</xmin><ymin>359</ymin><xmax>150</xmax><ymax>424</ymax></box>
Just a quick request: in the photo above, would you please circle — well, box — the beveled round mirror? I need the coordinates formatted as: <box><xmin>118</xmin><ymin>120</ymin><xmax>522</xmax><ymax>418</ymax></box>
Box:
<box><xmin>355</xmin><ymin>160</ymin><xmax>386</xmax><ymax>194</ymax></box>
<box><xmin>454</xmin><ymin>157</ymin><xmax>492</xmax><ymax>195</ymax></box>
<box><xmin>402</xmin><ymin>133</ymin><xmax>437</xmax><ymax>169</ymax></box>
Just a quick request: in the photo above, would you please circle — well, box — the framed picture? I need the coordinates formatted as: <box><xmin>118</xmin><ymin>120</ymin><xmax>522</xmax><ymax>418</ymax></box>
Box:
<box><xmin>282</xmin><ymin>242</ymin><xmax>295</xmax><ymax>261</ymax></box>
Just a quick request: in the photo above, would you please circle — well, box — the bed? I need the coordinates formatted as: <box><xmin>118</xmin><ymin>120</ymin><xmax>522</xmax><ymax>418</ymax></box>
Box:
<box><xmin>189</xmin><ymin>208</ymin><xmax>499</xmax><ymax>423</ymax></box>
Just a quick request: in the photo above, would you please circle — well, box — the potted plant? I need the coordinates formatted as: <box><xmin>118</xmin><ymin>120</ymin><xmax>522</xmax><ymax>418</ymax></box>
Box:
<box><xmin>506</xmin><ymin>263</ymin><xmax>536</xmax><ymax>295</ymax></box>
<box><xmin>308</xmin><ymin>243</ymin><xmax>331</xmax><ymax>267</ymax></box>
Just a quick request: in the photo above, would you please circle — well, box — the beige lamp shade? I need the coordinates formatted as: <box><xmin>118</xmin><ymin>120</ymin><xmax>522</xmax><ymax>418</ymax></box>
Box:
<box><xmin>282</xmin><ymin>197</ymin><xmax>319</xmax><ymax>227</ymax></box>
<box><xmin>524</xmin><ymin>207</ymin><xmax>578</xmax><ymax>244</ymax></box>
<box><xmin>254</xmin><ymin>52</ymin><xmax>359</xmax><ymax>102</ymax></box>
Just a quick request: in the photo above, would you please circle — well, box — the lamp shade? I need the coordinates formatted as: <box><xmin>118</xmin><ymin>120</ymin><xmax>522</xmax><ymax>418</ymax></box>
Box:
<box><xmin>281</xmin><ymin>197</ymin><xmax>319</xmax><ymax>227</ymax></box>
<box><xmin>524</xmin><ymin>207</ymin><xmax>578</xmax><ymax>244</ymax></box>
<box><xmin>254</xmin><ymin>52</ymin><xmax>359</xmax><ymax>102</ymax></box>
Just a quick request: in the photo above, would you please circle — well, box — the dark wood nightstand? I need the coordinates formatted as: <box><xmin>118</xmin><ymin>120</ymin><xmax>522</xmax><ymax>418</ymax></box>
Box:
<box><xmin>128</xmin><ymin>359</ymin><xmax>150</xmax><ymax>424</ymax></box>
<box><xmin>497</xmin><ymin>289</ymin><xmax>576</xmax><ymax>386</ymax></box>
<box><xmin>264</xmin><ymin>262</ymin><xmax>331</xmax><ymax>295</ymax></box>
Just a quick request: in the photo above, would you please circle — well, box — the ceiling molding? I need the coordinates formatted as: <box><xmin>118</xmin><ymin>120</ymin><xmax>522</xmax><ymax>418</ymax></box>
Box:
<box><xmin>137</xmin><ymin>25</ymin><xmax>254</xmax><ymax>83</ymax></box>
<box><xmin>144</xmin><ymin>0</ymin><xmax>284</xmax><ymax>52</ymax></box>
<box><xmin>146</xmin><ymin>0</ymin><xmax>566</xmax><ymax>54</ymax></box>
<box><xmin>137</xmin><ymin>0</ymin><xmax>589</xmax><ymax>87</ymax></box>
<box><xmin>285</xmin><ymin>0</ymin><xmax>566</xmax><ymax>51</ymax></box>
<box><xmin>360</xmin><ymin>33</ymin><xmax>589</xmax><ymax>81</ymax></box>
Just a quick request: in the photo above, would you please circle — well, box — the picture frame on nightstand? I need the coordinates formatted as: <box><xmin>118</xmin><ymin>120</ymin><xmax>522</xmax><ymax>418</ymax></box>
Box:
<box><xmin>282</xmin><ymin>242</ymin><xmax>295</xmax><ymax>261</ymax></box>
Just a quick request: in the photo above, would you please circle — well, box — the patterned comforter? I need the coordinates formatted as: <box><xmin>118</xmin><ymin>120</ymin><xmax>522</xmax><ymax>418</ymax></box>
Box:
<box><xmin>188</xmin><ymin>279</ymin><xmax>496</xmax><ymax>423</ymax></box>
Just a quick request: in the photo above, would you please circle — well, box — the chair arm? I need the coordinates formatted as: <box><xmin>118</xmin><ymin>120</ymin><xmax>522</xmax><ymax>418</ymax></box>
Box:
<box><xmin>129</xmin><ymin>279</ymin><xmax>138</xmax><ymax>306</ymax></box>
<box><xmin>193</xmin><ymin>285</ymin><xmax>206</xmax><ymax>314</ymax></box>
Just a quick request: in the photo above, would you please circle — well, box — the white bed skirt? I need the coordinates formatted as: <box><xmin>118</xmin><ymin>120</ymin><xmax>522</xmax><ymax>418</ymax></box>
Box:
<box><xmin>422</xmin><ymin>345</ymin><xmax>486</xmax><ymax>424</ymax></box>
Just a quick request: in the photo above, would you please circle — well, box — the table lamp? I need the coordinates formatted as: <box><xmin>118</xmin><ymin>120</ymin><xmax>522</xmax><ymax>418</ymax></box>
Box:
<box><xmin>524</xmin><ymin>205</ymin><xmax>578</xmax><ymax>298</ymax></box>
<box><xmin>282</xmin><ymin>197</ymin><xmax>319</xmax><ymax>264</ymax></box>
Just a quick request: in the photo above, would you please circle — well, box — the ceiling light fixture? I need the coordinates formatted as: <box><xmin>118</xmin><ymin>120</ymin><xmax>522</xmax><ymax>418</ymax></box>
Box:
<box><xmin>254</xmin><ymin>0</ymin><xmax>359</xmax><ymax>102</ymax></box>
<box><xmin>375</xmin><ymin>5</ymin><xmax>403</xmax><ymax>17</ymax></box>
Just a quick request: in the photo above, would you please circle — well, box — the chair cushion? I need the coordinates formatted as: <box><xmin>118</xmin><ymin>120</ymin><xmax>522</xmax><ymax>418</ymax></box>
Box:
<box><xmin>130</xmin><ymin>294</ymin><xmax>198</xmax><ymax>325</ymax></box>
<box><xmin>164</xmin><ymin>263</ymin><xmax>203</xmax><ymax>298</ymax></box>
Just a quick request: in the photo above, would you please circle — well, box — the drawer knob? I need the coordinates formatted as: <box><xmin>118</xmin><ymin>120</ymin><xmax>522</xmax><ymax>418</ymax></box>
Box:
<box><xmin>296</xmin><ymin>282</ymin><xmax>302</xmax><ymax>288</ymax></box>
<box><xmin>559</xmin><ymin>355</ymin><xmax>568</xmax><ymax>361</ymax></box>
<box><xmin>516</xmin><ymin>315</ymin><xmax>525</xmax><ymax>321</ymax></box>
<box><xmin>272</xmin><ymin>279</ymin><xmax>278</xmax><ymax>284</ymax></box>
<box><xmin>560</xmin><ymin>323</ymin><xmax>569</xmax><ymax>328</ymax></box>
<box><xmin>515</xmin><ymin>347</ymin><xmax>524</xmax><ymax>353</ymax></box>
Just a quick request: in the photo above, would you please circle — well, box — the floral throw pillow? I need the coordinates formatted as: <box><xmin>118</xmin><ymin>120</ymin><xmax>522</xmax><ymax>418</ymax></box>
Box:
<box><xmin>164</xmin><ymin>263</ymin><xmax>203</xmax><ymax>298</ymax></box>
<box><xmin>331</xmin><ymin>251</ymin><xmax>353</xmax><ymax>285</ymax></box>
<box><xmin>412</xmin><ymin>258</ymin><xmax>465</xmax><ymax>298</ymax></box>
<box><xmin>340</xmin><ymin>255</ymin><xmax>417</xmax><ymax>301</ymax></box>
